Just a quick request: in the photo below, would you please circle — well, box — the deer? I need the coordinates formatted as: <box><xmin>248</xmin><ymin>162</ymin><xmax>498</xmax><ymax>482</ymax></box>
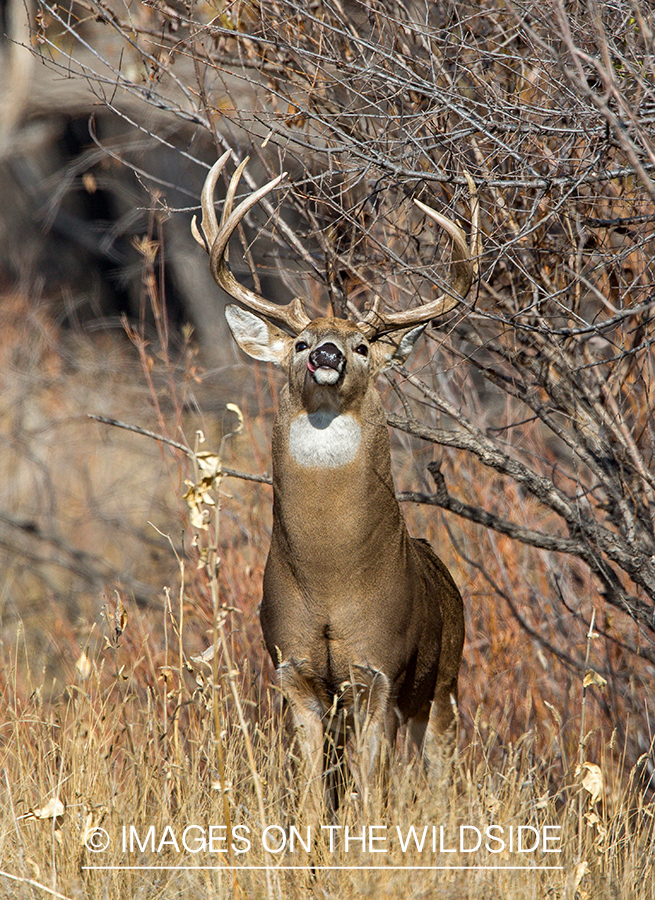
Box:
<box><xmin>192</xmin><ymin>151</ymin><xmax>475</xmax><ymax>813</ymax></box>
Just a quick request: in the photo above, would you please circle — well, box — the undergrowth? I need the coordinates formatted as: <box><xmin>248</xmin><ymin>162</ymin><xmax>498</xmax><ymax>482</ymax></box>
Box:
<box><xmin>0</xmin><ymin>588</ymin><xmax>653</xmax><ymax>899</ymax></box>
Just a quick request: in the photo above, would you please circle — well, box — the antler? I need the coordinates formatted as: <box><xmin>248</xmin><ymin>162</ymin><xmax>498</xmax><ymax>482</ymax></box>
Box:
<box><xmin>191</xmin><ymin>151</ymin><xmax>311</xmax><ymax>334</ymax></box>
<box><xmin>194</xmin><ymin>154</ymin><xmax>477</xmax><ymax>339</ymax></box>
<box><xmin>356</xmin><ymin>180</ymin><xmax>478</xmax><ymax>339</ymax></box>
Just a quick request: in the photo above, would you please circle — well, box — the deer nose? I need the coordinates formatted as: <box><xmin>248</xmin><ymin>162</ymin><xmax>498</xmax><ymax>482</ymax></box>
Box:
<box><xmin>308</xmin><ymin>342</ymin><xmax>345</xmax><ymax>373</ymax></box>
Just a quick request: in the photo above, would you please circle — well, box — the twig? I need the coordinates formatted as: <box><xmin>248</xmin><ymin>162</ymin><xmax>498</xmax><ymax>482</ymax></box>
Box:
<box><xmin>87</xmin><ymin>415</ymin><xmax>272</xmax><ymax>485</ymax></box>
<box><xmin>0</xmin><ymin>871</ymin><xmax>74</xmax><ymax>900</ymax></box>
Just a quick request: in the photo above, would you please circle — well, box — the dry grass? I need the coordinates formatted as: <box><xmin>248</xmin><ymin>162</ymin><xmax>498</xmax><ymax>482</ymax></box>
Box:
<box><xmin>0</xmin><ymin>297</ymin><xmax>654</xmax><ymax>898</ymax></box>
<box><xmin>1</xmin><ymin>598</ymin><xmax>653</xmax><ymax>900</ymax></box>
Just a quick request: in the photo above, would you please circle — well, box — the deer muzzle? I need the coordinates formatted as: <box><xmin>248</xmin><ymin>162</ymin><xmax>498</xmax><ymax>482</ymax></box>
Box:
<box><xmin>307</xmin><ymin>342</ymin><xmax>345</xmax><ymax>385</ymax></box>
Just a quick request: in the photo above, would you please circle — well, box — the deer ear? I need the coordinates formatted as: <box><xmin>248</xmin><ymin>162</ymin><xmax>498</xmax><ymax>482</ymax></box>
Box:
<box><xmin>371</xmin><ymin>323</ymin><xmax>427</xmax><ymax>373</ymax></box>
<box><xmin>393</xmin><ymin>323</ymin><xmax>428</xmax><ymax>362</ymax></box>
<box><xmin>225</xmin><ymin>305</ymin><xmax>293</xmax><ymax>368</ymax></box>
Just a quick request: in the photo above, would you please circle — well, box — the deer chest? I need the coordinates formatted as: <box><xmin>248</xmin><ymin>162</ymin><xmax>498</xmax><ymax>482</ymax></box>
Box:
<box><xmin>288</xmin><ymin>411</ymin><xmax>362</xmax><ymax>468</ymax></box>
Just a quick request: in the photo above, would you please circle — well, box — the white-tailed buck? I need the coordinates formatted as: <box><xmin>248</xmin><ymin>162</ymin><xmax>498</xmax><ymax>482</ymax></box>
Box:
<box><xmin>192</xmin><ymin>151</ymin><xmax>475</xmax><ymax>811</ymax></box>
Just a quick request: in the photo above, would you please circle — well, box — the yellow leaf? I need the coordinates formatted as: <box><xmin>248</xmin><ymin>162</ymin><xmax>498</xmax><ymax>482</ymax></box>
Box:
<box><xmin>226</xmin><ymin>403</ymin><xmax>244</xmax><ymax>434</ymax></box>
<box><xmin>583</xmin><ymin>669</ymin><xmax>607</xmax><ymax>690</ymax></box>
<box><xmin>33</xmin><ymin>798</ymin><xmax>65</xmax><ymax>820</ymax></box>
<box><xmin>76</xmin><ymin>651</ymin><xmax>92</xmax><ymax>679</ymax></box>
<box><xmin>580</xmin><ymin>762</ymin><xmax>603</xmax><ymax>803</ymax></box>
<box><xmin>196</xmin><ymin>452</ymin><xmax>222</xmax><ymax>479</ymax></box>
<box><xmin>573</xmin><ymin>860</ymin><xmax>589</xmax><ymax>891</ymax></box>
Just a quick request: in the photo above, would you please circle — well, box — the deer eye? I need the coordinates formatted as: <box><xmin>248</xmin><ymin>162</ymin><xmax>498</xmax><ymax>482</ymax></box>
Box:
<box><xmin>354</xmin><ymin>343</ymin><xmax>369</xmax><ymax>357</ymax></box>
<box><xmin>295</xmin><ymin>341</ymin><xmax>309</xmax><ymax>352</ymax></box>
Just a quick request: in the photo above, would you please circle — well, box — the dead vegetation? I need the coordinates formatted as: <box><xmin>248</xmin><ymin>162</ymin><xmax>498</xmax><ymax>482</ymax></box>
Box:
<box><xmin>0</xmin><ymin>271</ymin><xmax>653</xmax><ymax>897</ymax></box>
<box><xmin>0</xmin><ymin>0</ymin><xmax>654</xmax><ymax>896</ymax></box>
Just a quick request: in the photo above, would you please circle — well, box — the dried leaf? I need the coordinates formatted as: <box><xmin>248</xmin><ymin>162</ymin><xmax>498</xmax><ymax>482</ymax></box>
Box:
<box><xmin>33</xmin><ymin>798</ymin><xmax>65</xmax><ymax>820</ymax></box>
<box><xmin>583</xmin><ymin>669</ymin><xmax>607</xmax><ymax>689</ymax></box>
<box><xmin>573</xmin><ymin>860</ymin><xmax>589</xmax><ymax>891</ymax></box>
<box><xmin>580</xmin><ymin>762</ymin><xmax>603</xmax><ymax>803</ymax></box>
<box><xmin>212</xmin><ymin>777</ymin><xmax>232</xmax><ymax>793</ymax></box>
<box><xmin>159</xmin><ymin>665</ymin><xmax>173</xmax><ymax>683</ymax></box>
<box><xmin>534</xmin><ymin>791</ymin><xmax>550</xmax><ymax>810</ymax></box>
<box><xmin>191</xmin><ymin>644</ymin><xmax>216</xmax><ymax>669</ymax></box>
<box><xmin>226</xmin><ymin>403</ymin><xmax>244</xmax><ymax>434</ymax></box>
<box><xmin>196</xmin><ymin>452</ymin><xmax>222</xmax><ymax>479</ymax></box>
<box><xmin>114</xmin><ymin>595</ymin><xmax>128</xmax><ymax>637</ymax></box>
<box><xmin>183</xmin><ymin>480</ymin><xmax>214</xmax><ymax>530</ymax></box>
<box><xmin>76</xmin><ymin>651</ymin><xmax>92</xmax><ymax>679</ymax></box>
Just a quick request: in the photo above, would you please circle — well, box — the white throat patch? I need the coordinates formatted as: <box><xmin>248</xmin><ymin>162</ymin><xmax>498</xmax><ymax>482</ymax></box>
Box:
<box><xmin>288</xmin><ymin>412</ymin><xmax>361</xmax><ymax>468</ymax></box>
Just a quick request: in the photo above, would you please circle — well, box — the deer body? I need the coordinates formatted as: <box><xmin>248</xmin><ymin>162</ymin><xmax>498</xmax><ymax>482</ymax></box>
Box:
<box><xmin>192</xmin><ymin>153</ymin><xmax>476</xmax><ymax>809</ymax></box>
<box><xmin>263</xmin><ymin>347</ymin><xmax>457</xmax><ymax>721</ymax></box>
<box><xmin>225</xmin><ymin>309</ymin><xmax>465</xmax><ymax>804</ymax></box>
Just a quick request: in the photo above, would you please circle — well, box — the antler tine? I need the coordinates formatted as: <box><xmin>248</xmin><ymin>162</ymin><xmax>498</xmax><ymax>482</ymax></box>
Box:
<box><xmin>191</xmin><ymin>149</ymin><xmax>232</xmax><ymax>252</ymax></box>
<box><xmin>356</xmin><ymin>182</ymin><xmax>478</xmax><ymax>339</ymax></box>
<box><xmin>192</xmin><ymin>155</ymin><xmax>312</xmax><ymax>335</ymax></box>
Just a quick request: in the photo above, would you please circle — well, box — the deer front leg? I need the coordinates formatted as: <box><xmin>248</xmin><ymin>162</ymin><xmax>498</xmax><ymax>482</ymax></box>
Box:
<box><xmin>277</xmin><ymin>660</ymin><xmax>327</xmax><ymax>819</ymax></box>
<box><xmin>343</xmin><ymin>665</ymin><xmax>394</xmax><ymax>808</ymax></box>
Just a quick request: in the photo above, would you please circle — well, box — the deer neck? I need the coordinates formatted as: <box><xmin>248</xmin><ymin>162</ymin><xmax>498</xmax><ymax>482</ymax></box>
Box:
<box><xmin>270</xmin><ymin>384</ymin><xmax>407</xmax><ymax>564</ymax></box>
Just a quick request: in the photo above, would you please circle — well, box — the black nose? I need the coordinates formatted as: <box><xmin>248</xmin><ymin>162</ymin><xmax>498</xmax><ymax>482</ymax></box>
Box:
<box><xmin>309</xmin><ymin>342</ymin><xmax>344</xmax><ymax>371</ymax></box>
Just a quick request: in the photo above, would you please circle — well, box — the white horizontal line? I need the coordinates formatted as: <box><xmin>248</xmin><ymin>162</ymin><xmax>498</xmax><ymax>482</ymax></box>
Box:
<box><xmin>82</xmin><ymin>865</ymin><xmax>564</xmax><ymax>871</ymax></box>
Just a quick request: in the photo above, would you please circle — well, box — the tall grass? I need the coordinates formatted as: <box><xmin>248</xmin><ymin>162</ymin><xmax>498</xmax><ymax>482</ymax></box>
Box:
<box><xmin>1</xmin><ymin>593</ymin><xmax>653</xmax><ymax>899</ymax></box>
